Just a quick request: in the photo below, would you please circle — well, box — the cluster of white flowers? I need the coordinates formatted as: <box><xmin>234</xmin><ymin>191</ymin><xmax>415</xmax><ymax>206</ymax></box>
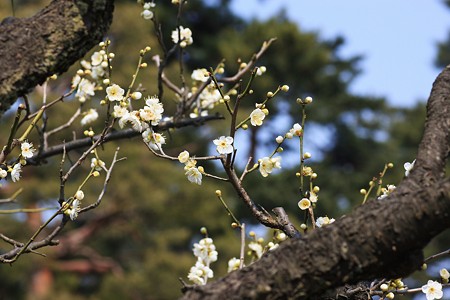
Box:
<box><xmin>378</xmin><ymin>184</ymin><xmax>396</xmax><ymax>200</ymax></box>
<box><xmin>187</xmin><ymin>237</ymin><xmax>218</xmax><ymax>285</ymax></box>
<box><xmin>0</xmin><ymin>141</ymin><xmax>37</xmax><ymax>184</ymax></box>
<box><xmin>72</xmin><ymin>45</ymin><xmax>111</xmax><ymax>103</ymax></box>
<box><xmin>191</xmin><ymin>68</ymin><xmax>209</xmax><ymax>82</ymax></box>
<box><xmin>178</xmin><ymin>150</ymin><xmax>203</xmax><ymax>185</ymax></box>
<box><xmin>250</xmin><ymin>108</ymin><xmax>266</xmax><ymax>126</ymax></box>
<box><xmin>142</xmin><ymin>128</ymin><xmax>166</xmax><ymax>150</ymax></box>
<box><xmin>139</xmin><ymin>1</ymin><xmax>155</xmax><ymax>20</ymax></box>
<box><xmin>315</xmin><ymin>216</ymin><xmax>335</xmax><ymax>228</ymax></box>
<box><xmin>63</xmin><ymin>189</ymin><xmax>84</xmax><ymax>221</ymax></box>
<box><xmin>213</xmin><ymin>136</ymin><xmax>234</xmax><ymax>155</ymax></box>
<box><xmin>111</xmin><ymin>94</ymin><xmax>164</xmax><ymax>134</ymax></box>
<box><xmin>258</xmin><ymin>156</ymin><xmax>281</xmax><ymax>177</ymax></box>
<box><xmin>81</xmin><ymin>108</ymin><xmax>99</xmax><ymax>126</ymax></box>
<box><xmin>172</xmin><ymin>26</ymin><xmax>193</xmax><ymax>48</ymax></box>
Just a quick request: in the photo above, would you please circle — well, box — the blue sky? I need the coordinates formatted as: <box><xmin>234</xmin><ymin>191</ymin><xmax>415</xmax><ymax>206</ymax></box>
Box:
<box><xmin>230</xmin><ymin>0</ymin><xmax>450</xmax><ymax>107</ymax></box>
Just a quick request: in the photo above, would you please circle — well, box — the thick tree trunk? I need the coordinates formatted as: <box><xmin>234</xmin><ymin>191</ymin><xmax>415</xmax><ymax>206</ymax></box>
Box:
<box><xmin>0</xmin><ymin>0</ymin><xmax>114</xmax><ymax>115</ymax></box>
<box><xmin>180</xmin><ymin>66</ymin><xmax>450</xmax><ymax>299</ymax></box>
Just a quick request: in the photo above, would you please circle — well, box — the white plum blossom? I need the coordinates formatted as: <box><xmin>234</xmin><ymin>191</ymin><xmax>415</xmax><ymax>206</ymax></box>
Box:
<box><xmin>142</xmin><ymin>96</ymin><xmax>164</xmax><ymax>126</ymax></box>
<box><xmin>106</xmin><ymin>84</ymin><xmax>125</xmax><ymax>101</ymax></box>
<box><xmin>91</xmin><ymin>65</ymin><xmax>106</xmax><ymax>80</ymax></box>
<box><xmin>66</xmin><ymin>199</ymin><xmax>81</xmax><ymax>221</ymax></box>
<box><xmin>309</xmin><ymin>191</ymin><xmax>318</xmax><ymax>203</ymax></box>
<box><xmin>213</xmin><ymin>136</ymin><xmax>234</xmax><ymax>155</ymax></box>
<box><xmin>290</xmin><ymin>123</ymin><xmax>303</xmax><ymax>137</ymax></box>
<box><xmin>185</xmin><ymin>167</ymin><xmax>202</xmax><ymax>185</ymax></box>
<box><xmin>11</xmin><ymin>163</ymin><xmax>22</xmax><ymax>182</ymax></box>
<box><xmin>187</xmin><ymin>261</ymin><xmax>213</xmax><ymax>285</ymax></box>
<box><xmin>171</xmin><ymin>26</ymin><xmax>193</xmax><ymax>47</ymax></box>
<box><xmin>227</xmin><ymin>257</ymin><xmax>241</xmax><ymax>273</ymax></box>
<box><xmin>316</xmin><ymin>216</ymin><xmax>335</xmax><ymax>228</ymax></box>
<box><xmin>119</xmin><ymin>112</ymin><xmax>143</xmax><ymax>132</ymax></box>
<box><xmin>250</xmin><ymin>108</ymin><xmax>265</xmax><ymax>126</ymax></box>
<box><xmin>248</xmin><ymin>241</ymin><xmax>263</xmax><ymax>259</ymax></box>
<box><xmin>298</xmin><ymin>198</ymin><xmax>311</xmax><ymax>210</ymax></box>
<box><xmin>199</xmin><ymin>86</ymin><xmax>221</xmax><ymax>109</ymax></box>
<box><xmin>71</xmin><ymin>74</ymin><xmax>81</xmax><ymax>89</ymax></box>
<box><xmin>142</xmin><ymin>128</ymin><xmax>166</xmax><ymax>151</ymax></box>
<box><xmin>191</xmin><ymin>68</ymin><xmax>209</xmax><ymax>82</ymax></box>
<box><xmin>21</xmin><ymin>141</ymin><xmax>35</xmax><ymax>159</ymax></box>
<box><xmin>258</xmin><ymin>156</ymin><xmax>282</xmax><ymax>177</ymax></box>
<box><xmin>178</xmin><ymin>151</ymin><xmax>190</xmax><ymax>164</ymax></box>
<box><xmin>113</xmin><ymin>105</ymin><xmax>128</xmax><ymax>118</ymax></box>
<box><xmin>91</xmin><ymin>158</ymin><xmax>106</xmax><ymax>171</ymax></box>
<box><xmin>91</xmin><ymin>52</ymin><xmax>103</xmax><ymax>66</ymax></box>
<box><xmin>81</xmin><ymin>108</ymin><xmax>99</xmax><ymax>126</ymax></box>
<box><xmin>378</xmin><ymin>184</ymin><xmax>396</xmax><ymax>200</ymax></box>
<box><xmin>75</xmin><ymin>78</ymin><xmax>95</xmax><ymax>102</ymax></box>
<box><xmin>404</xmin><ymin>159</ymin><xmax>416</xmax><ymax>177</ymax></box>
<box><xmin>141</xmin><ymin>9</ymin><xmax>153</xmax><ymax>19</ymax></box>
<box><xmin>421</xmin><ymin>280</ymin><xmax>443</xmax><ymax>300</ymax></box>
<box><xmin>193</xmin><ymin>238</ymin><xmax>218</xmax><ymax>264</ymax></box>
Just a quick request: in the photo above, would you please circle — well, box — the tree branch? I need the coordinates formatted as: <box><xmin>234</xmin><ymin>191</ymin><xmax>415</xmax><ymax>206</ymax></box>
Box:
<box><xmin>180</xmin><ymin>66</ymin><xmax>450</xmax><ymax>299</ymax></box>
<box><xmin>0</xmin><ymin>0</ymin><xmax>114</xmax><ymax>116</ymax></box>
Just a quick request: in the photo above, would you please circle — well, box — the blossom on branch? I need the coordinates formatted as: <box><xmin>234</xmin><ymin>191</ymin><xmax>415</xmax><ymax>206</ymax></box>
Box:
<box><xmin>171</xmin><ymin>26</ymin><xmax>193</xmax><ymax>48</ymax></box>
<box><xmin>250</xmin><ymin>108</ymin><xmax>265</xmax><ymax>126</ymax></box>
<box><xmin>258</xmin><ymin>156</ymin><xmax>281</xmax><ymax>177</ymax></box>
<box><xmin>213</xmin><ymin>136</ymin><xmax>234</xmax><ymax>155</ymax></box>
<box><xmin>21</xmin><ymin>141</ymin><xmax>35</xmax><ymax>159</ymax></box>
<box><xmin>185</xmin><ymin>167</ymin><xmax>202</xmax><ymax>185</ymax></box>
<box><xmin>421</xmin><ymin>280</ymin><xmax>443</xmax><ymax>300</ymax></box>
<box><xmin>81</xmin><ymin>108</ymin><xmax>99</xmax><ymax>126</ymax></box>
<box><xmin>106</xmin><ymin>84</ymin><xmax>125</xmax><ymax>101</ymax></box>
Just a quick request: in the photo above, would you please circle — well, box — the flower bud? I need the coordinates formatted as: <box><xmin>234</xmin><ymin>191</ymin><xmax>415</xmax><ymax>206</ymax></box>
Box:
<box><xmin>215</xmin><ymin>190</ymin><xmax>222</xmax><ymax>197</ymax></box>
<box><xmin>281</xmin><ymin>85</ymin><xmax>289</xmax><ymax>92</ymax></box>
<box><xmin>276</xmin><ymin>136</ymin><xmax>283</xmax><ymax>144</ymax></box>
<box><xmin>304</xmin><ymin>96</ymin><xmax>313</xmax><ymax>104</ymax></box>
<box><xmin>266</xmin><ymin>91</ymin><xmax>274</xmax><ymax>98</ymax></box>
<box><xmin>303</xmin><ymin>152</ymin><xmax>311</xmax><ymax>159</ymax></box>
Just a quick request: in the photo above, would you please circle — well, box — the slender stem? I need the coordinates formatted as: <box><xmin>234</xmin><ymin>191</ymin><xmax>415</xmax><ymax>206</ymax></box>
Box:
<box><xmin>239</xmin><ymin>223</ymin><xmax>246</xmax><ymax>269</ymax></box>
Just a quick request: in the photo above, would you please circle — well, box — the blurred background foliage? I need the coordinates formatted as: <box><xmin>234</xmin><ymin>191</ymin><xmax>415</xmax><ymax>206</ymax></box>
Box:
<box><xmin>0</xmin><ymin>0</ymin><xmax>447</xmax><ymax>299</ymax></box>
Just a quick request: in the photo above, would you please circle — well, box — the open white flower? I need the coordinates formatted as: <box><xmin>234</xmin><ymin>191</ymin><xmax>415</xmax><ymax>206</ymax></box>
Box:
<box><xmin>298</xmin><ymin>198</ymin><xmax>311</xmax><ymax>210</ymax></box>
<box><xmin>250</xmin><ymin>108</ymin><xmax>265</xmax><ymax>126</ymax></box>
<box><xmin>213</xmin><ymin>136</ymin><xmax>234</xmax><ymax>155</ymax></box>
<box><xmin>11</xmin><ymin>163</ymin><xmax>22</xmax><ymax>182</ymax></box>
<box><xmin>227</xmin><ymin>257</ymin><xmax>241</xmax><ymax>273</ymax></box>
<box><xmin>21</xmin><ymin>141</ymin><xmax>35</xmax><ymax>159</ymax></box>
<box><xmin>178</xmin><ymin>151</ymin><xmax>190</xmax><ymax>164</ymax></box>
<box><xmin>421</xmin><ymin>280</ymin><xmax>443</xmax><ymax>300</ymax></box>
<box><xmin>91</xmin><ymin>51</ymin><xmax>103</xmax><ymax>66</ymax></box>
<box><xmin>142</xmin><ymin>129</ymin><xmax>166</xmax><ymax>151</ymax></box>
<box><xmin>106</xmin><ymin>84</ymin><xmax>125</xmax><ymax>101</ymax></box>
<box><xmin>171</xmin><ymin>26</ymin><xmax>193</xmax><ymax>47</ymax></box>
<box><xmin>141</xmin><ymin>96</ymin><xmax>164</xmax><ymax>126</ymax></box>
<box><xmin>316</xmin><ymin>216</ymin><xmax>335</xmax><ymax>228</ymax></box>
<box><xmin>185</xmin><ymin>167</ymin><xmax>202</xmax><ymax>185</ymax></box>
<box><xmin>187</xmin><ymin>261</ymin><xmax>213</xmax><ymax>285</ymax></box>
<box><xmin>193</xmin><ymin>238</ymin><xmax>218</xmax><ymax>264</ymax></box>
<box><xmin>248</xmin><ymin>242</ymin><xmax>263</xmax><ymax>259</ymax></box>
<box><xmin>191</xmin><ymin>68</ymin><xmax>209</xmax><ymax>82</ymax></box>
<box><xmin>113</xmin><ymin>105</ymin><xmax>128</xmax><ymax>118</ymax></box>
<box><xmin>75</xmin><ymin>78</ymin><xmax>95</xmax><ymax>102</ymax></box>
<box><xmin>119</xmin><ymin>112</ymin><xmax>143</xmax><ymax>132</ymax></box>
<box><xmin>67</xmin><ymin>199</ymin><xmax>81</xmax><ymax>221</ymax></box>
<box><xmin>258</xmin><ymin>156</ymin><xmax>282</xmax><ymax>177</ymax></box>
<box><xmin>404</xmin><ymin>159</ymin><xmax>416</xmax><ymax>177</ymax></box>
<box><xmin>81</xmin><ymin>108</ymin><xmax>99</xmax><ymax>126</ymax></box>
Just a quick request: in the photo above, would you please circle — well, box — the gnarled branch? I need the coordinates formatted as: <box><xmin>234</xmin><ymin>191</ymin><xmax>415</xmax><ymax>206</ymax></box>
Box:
<box><xmin>180</xmin><ymin>66</ymin><xmax>450</xmax><ymax>299</ymax></box>
<box><xmin>0</xmin><ymin>0</ymin><xmax>114</xmax><ymax>116</ymax></box>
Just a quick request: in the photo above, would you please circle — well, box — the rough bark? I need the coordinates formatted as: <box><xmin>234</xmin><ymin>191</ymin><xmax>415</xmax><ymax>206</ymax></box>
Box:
<box><xmin>0</xmin><ymin>0</ymin><xmax>114</xmax><ymax>115</ymax></box>
<box><xmin>180</xmin><ymin>66</ymin><xmax>450</xmax><ymax>299</ymax></box>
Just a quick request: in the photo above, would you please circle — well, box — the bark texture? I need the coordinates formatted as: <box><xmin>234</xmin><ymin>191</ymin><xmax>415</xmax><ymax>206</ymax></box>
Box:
<box><xmin>180</xmin><ymin>66</ymin><xmax>450</xmax><ymax>299</ymax></box>
<box><xmin>0</xmin><ymin>0</ymin><xmax>114</xmax><ymax>115</ymax></box>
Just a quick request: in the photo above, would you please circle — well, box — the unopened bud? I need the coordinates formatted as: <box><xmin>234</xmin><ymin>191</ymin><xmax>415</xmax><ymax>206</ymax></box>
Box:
<box><xmin>281</xmin><ymin>85</ymin><xmax>289</xmax><ymax>92</ymax></box>
<box><xmin>215</xmin><ymin>190</ymin><xmax>222</xmax><ymax>197</ymax></box>
<box><xmin>304</xmin><ymin>96</ymin><xmax>313</xmax><ymax>104</ymax></box>
<box><xmin>266</xmin><ymin>91</ymin><xmax>274</xmax><ymax>98</ymax></box>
